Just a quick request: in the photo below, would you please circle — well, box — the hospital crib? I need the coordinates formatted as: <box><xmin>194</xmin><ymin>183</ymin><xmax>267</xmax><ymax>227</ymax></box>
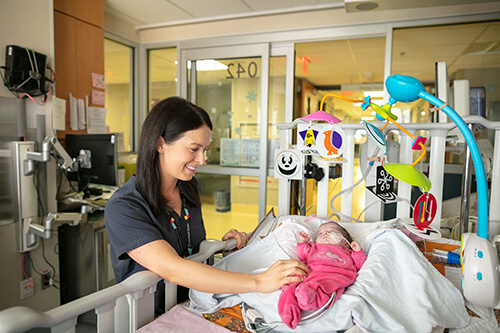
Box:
<box><xmin>1</xmin><ymin>116</ymin><xmax>499</xmax><ymax>333</ymax></box>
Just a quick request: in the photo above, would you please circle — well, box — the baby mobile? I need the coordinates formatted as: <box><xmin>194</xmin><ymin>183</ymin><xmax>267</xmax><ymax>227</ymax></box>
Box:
<box><xmin>314</xmin><ymin>91</ymin><xmax>439</xmax><ymax>239</ymax></box>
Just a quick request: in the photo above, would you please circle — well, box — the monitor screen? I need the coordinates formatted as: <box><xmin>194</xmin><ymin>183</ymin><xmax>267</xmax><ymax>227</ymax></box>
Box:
<box><xmin>65</xmin><ymin>133</ymin><xmax>119</xmax><ymax>189</ymax></box>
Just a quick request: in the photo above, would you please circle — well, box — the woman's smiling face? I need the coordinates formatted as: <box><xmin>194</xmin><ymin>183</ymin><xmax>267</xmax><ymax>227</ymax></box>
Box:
<box><xmin>158</xmin><ymin>124</ymin><xmax>211</xmax><ymax>182</ymax></box>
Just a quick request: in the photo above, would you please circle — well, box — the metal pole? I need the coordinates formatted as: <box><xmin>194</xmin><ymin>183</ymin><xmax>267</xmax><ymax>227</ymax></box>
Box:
<box><xmin>460</xmin><ymin>124</ymin><xmax>474</xmax><ymax>234</ymax></box>
<box><xmin>16</xmin><ymin>97</ymin><xmax>27</xmax><ymax>140</ymax></box>
<box><xmin>36</xmin><ymin>114</ymin><xmax>47</xmax><ymax>217</ymax></box>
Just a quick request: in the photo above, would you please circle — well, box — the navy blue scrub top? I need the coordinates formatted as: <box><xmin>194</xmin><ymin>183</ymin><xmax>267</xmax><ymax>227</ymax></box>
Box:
<box><xmin>104</xmin><ymin>175</ymin><xmax>206</xmax><ymax>314</ymax></box>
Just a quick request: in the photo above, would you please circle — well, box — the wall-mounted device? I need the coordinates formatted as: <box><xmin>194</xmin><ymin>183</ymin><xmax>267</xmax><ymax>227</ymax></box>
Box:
<box><xmin>11</xmin><ymin>137</ymin><xmax>88</xmax><ymax>252</ymax></box>
<box><xmin>3</xmin><ymin>45</ymin><xmax>49</xmax><ymax>96</ymax></box>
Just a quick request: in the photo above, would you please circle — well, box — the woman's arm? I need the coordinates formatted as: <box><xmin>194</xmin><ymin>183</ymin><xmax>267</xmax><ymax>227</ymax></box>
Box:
<box><xmin>128</xmin><ymin>239</ymin><xmax>310</xmax><ymax>294</ymax></box>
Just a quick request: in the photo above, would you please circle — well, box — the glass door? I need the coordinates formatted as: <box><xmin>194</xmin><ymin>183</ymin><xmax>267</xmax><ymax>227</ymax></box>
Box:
<box><xmin>180</xmin><ymin>44</ymin><xmax>273</xmax><ymax>238</ymax></box>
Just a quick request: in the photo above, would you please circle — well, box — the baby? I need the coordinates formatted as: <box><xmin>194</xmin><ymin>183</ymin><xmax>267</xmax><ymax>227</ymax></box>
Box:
<box><xmin>278</xmin><ymin>222</ymin><xmax>367</xmax><ymax>329</ymax></box>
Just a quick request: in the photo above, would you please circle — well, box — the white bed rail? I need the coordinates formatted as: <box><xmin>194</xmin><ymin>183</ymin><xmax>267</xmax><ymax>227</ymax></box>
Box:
<box><xmin>0</xmin><ymin>238</ymin><xmax>237</xmax><ymax>333</ymax></box>
<box><xmin>277</xmin><ymin>116</ymin><xmax>500</xmax><ymax>235</ymax></box>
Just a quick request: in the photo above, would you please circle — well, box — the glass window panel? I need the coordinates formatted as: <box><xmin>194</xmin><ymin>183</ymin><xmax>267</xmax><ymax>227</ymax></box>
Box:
<box><xmin>193</xmin><ymin>57</ymin><xmax>262</xmax><ymax>167</ymax></box>
<box><xmin>392</xmin><ymin>20</ymin><xmax>500</xmax><ymax>163</ymax></box>
<box><xmin>148</xmin><ymin>48</ymin><xmax>177</xmax><ymax>110</ymax></box>
<box><xmin>295</xmin><ymin>38</ymin><xmax>386</xmax><ymax>124</ymax></box>
<box><xmin>294</xmin><ymin>38</ymin><xmax>385</xmax><ymax>217</ymax></box>
<box><xmin>192</xmin><ymin>56</ymin><xmax>263</xmax><ymax>238</ymax></box>
<box><xmin>198</xmin><ymin>173</ymin><xmax>260</xmax><ymax>240</ymax></box>
<box><xmin>105</xmin><ymin>39</ymin><xmax>132</xmax><ymax>151</ymax></box>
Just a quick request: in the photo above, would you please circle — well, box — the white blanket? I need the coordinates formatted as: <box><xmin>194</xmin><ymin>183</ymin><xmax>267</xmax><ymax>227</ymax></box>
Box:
<box><xmin>190</xmin><ymin>220</ymin><xmax>469</xmax><ymax>333</ymax></box>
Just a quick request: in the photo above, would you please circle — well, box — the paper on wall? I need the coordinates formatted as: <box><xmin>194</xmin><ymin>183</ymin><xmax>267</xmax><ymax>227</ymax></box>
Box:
<box><xmin>70</xmin><ymin>93</ymin><xmax>78</xmax><ymax>130</ymax></box>
<box><xmin>92</xmin><ymin>89</ymin><xmax>105</xmax><ymax>106</ymax></box>
<box><xmin>78</xmin><ymin>98</ymin><xmax>86</xmax><ymax>130</ymax></box>
<box><xmin>87</xmin><ymin>107</ymin><xmax>107</xmax><ymax>133</ymax></box>
<box><xmin>92</xmin><ymin>73</ymin><xmax>105</xmax><ymax>89</ymax></box>
<box><xmin>53</xmin><ymin>97</ymin><xmax>66</xmax><ymax>130</ymax></box>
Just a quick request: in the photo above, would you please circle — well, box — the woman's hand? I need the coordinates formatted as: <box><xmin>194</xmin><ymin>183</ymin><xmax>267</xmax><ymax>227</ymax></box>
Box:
<box><xmin>255</xmin><ymin>259</ymin><xmax>310</xmax><ymax>293</ymax></box>
<box><xmin>222</xmin><ymin>229</ymin><xmax>248</xmax><ymax>249</ymax></box>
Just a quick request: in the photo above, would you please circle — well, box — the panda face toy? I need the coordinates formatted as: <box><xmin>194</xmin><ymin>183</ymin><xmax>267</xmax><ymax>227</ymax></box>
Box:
<box><xmin>275</xmin><ymin>150</ymin><xmax>301</xmax><ymax>179</ymax></box>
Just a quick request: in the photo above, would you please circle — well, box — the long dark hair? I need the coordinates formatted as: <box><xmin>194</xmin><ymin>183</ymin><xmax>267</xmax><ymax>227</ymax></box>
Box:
<box><xmin>136</xmin><ymin>96</ymin><xmax>213</xmax><ymax>216</ymax></box>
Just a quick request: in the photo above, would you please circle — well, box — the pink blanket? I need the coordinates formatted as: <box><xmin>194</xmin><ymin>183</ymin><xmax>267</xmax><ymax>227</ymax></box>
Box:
<box><xmin>137</xmin><ymin>305</ymin><xmax>231</xmax><ymax>333</ymax></box>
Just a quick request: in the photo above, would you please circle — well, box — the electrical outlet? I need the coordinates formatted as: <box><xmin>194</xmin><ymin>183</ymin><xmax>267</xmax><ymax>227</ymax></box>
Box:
<box><xmin>20</xmin><ymin>279</ymin><xmax>34</xmax><ymax>299</ymax></box>
<box><xmin>41</xmin><ymin>271</ymin><xmax>51</xmax><ymax>290</ymax></box>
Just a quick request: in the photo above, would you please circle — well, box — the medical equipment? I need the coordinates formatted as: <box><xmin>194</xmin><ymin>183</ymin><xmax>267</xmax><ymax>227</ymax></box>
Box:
<box><xmin>242</xmin><ymin>290</ymin><xmax>338</xmax><ymax>332</ymax></box>
<box><xmin>12</xmin><ymin>136</ymin><xmax>90</xmax><ymax>252</ymax></box>
<box><xmin>317</xmin><ymin>230</ymin><xmax>351</xmax><ymax>246</ymax></box>
<box><xmin>428</xmin><ymin>248</ymin><xmax>461</xmax><ymax>265</ymax></box>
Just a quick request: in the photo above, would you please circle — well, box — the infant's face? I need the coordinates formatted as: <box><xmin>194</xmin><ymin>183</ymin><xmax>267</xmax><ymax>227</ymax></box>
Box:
<box><xmin>316</xmin><ymin>222</ymin><xmax>348</xmax><ymax>247</ymax></box>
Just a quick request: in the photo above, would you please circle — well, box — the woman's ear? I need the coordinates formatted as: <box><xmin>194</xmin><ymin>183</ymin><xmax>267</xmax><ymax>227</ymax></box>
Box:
<box><xmin>156</xmin><ymin>137</ymin><xmax>165</xmax><ymax>153</ymax></box>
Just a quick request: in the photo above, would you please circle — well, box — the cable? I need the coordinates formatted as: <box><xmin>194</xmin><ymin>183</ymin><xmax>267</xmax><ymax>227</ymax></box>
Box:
<box><xmin>21</xmin><ymin>253</ymin><xmax>33</xmax><ymax>283</ymax></box>
<box><xmin>25</xmin><ymin>253</ymin><xmax>44</xmax><ymax>276</ymax></box>
<box><xmin>328</xmin><ymin>156</ymin><xmax>377</xmax><ymax>223</ymax></box>
<box><xmin>19</xmin><ymin>88</ymin><xmax>51</xmax><ymax>106</ymax></box>
<box><xmin>356</xmin><ymin>195</ymin><xmax>414</xmax><ymax>220</ymax></box>
<box><xmin>32</xmin><ymin>169</ymin><xmax>46</xmax><ymax>217</ymax></box>
<box><xmin>40</xmin><ymin>238</ymin><xmax>57</xmax><ymax>280</ymax></box>
<box><xmin>291</xmin><ymin>180</ymin><xmax>303</xmax><ymax>214</ymax></box>
<box><xmin>25</xmin><ymin>252</ymin><xmax>61</xmax><ymax>289</ymax></box>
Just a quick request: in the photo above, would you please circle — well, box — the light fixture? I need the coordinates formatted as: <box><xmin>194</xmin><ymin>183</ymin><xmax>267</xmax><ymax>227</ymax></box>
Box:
<box><xmin>364</xmin><ymin>91</ymin><xmax>385</xmax><ymax>98</ymax></box>
<box><xmin>186</xmin><ymin>59</ymin><xmax>228</xmax><ymax>71</ymax></box>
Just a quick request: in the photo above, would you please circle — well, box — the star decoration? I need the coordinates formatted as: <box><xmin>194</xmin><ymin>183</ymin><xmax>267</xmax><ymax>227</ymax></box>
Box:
<box><xmin>246</xmin><ymin>90</ymin><xmax>257</xmax><ymax>102</ymax></box>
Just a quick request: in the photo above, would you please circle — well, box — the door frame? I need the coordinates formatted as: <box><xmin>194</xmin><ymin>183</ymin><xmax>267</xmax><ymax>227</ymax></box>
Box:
<box><xmin>180</xmin><ymin>44</ymin><xmax>272</xmax><ymax>220</ymax></box>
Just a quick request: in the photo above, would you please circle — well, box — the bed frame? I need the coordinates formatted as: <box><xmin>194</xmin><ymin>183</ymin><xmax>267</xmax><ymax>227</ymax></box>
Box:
<box><xmin>0</xmin><ymin>239</ymin><xmax>236</xmax><ymax>333</ymax></box>
<box><xmin>0</xmin><ymin>117</ymin><xmax>499</xmax><ymax>333</ymax></box>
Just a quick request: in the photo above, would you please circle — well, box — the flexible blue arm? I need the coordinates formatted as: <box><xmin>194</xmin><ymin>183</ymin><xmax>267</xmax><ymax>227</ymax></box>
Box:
<box><xmin>419</xmin><ymin>91</ymin><xmax>489</xmax><ymax>239</ymax></box>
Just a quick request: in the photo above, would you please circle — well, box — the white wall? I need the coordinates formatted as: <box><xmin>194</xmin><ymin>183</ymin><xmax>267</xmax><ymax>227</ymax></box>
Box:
<box><xmin>0</xmin><ymin>0</ymin><xmax>60</xmax><ymax>311</ymax></box>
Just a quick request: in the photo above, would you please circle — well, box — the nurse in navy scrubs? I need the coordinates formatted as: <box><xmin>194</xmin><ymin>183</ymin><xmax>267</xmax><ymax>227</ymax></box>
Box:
<box><xmin>105</xmin><ymin>96</ymin><xmax>309</xmax><ymax>315</ymax></box>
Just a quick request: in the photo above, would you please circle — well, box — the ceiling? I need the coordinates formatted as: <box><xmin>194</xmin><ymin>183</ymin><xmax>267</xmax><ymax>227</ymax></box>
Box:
<box><xmin>104</xmin><ymin>1</ymin><xmax>500</xmax><ymax>91</ymax></box>
<box><xmin>104</xmin><ymin>0</ymin><xmax>341</xmax><ymax>28</ymax></box>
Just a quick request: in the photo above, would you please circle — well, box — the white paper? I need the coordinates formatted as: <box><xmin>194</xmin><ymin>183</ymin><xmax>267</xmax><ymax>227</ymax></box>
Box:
<box><xmin>70</xmin><ymin>93</ymin><xmax>78</xmax><ymax>130</ymax></box>
<box><xmin>53</xmin><ymin>97</ymin><xmax>66</xmax><ymax>130</ymax></box>
<box><xmin>77</xmin><ymin>98</ymin><xmax>86</xmax><ymax>130</ymax></box>
<box><xmin>220</xmin><ymin>138</ymin><xmax>240</xmax><ymax>166</ymax></box>
<box><xmin>87</xmin><ymin>107</ymin><xmax>107</xmax><ymax>133</ymax></box>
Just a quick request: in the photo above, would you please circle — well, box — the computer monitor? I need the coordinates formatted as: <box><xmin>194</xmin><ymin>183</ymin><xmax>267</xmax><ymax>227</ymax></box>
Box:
<box><xmin>65</xmin><ymin>133</ymin><xmax>119</xmax><ymax>190</ymax></box>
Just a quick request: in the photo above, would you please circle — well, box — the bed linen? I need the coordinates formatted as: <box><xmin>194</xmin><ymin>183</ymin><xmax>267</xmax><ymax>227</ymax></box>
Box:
<box><xmin>190</xmin><ymin>217</ymin><xmax>469</xmax><ymax>333</ymax></box>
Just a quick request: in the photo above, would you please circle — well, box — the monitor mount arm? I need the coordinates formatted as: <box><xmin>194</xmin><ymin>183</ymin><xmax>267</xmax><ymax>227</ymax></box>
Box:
<box><xmin>26</xmin><ymin>136</ymin><xmax>78</xmax><ymax>172</ymax></box>
<box><xmin>17</xmin><ymin>136</ymin><xmax>89</xmax><ymax>251</ymax></box>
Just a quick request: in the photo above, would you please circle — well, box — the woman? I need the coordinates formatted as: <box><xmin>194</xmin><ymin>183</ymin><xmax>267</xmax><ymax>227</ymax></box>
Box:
<box><xmin>105</xmin><ymin>97</ymin><xmax>309</xmax><ymax>315</ymax></box>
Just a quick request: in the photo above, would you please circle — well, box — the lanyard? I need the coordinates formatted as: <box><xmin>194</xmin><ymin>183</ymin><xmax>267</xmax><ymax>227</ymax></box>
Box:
<box><xmin>169</xmin><ymin>197</ymin><xmax>192</xmax><ymax>257</ymax></box>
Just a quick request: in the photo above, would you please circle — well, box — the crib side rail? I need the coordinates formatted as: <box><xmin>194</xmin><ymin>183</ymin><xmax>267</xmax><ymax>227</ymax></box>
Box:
<box><xmin>0</xmin><ymin>270</ymin><xmax>161</xmax><ymax>333</ymax></box>
<box><xmin>0</xmin><ymin>238</ymin><xmax>238</xmax><ymax>333</ymax></box>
